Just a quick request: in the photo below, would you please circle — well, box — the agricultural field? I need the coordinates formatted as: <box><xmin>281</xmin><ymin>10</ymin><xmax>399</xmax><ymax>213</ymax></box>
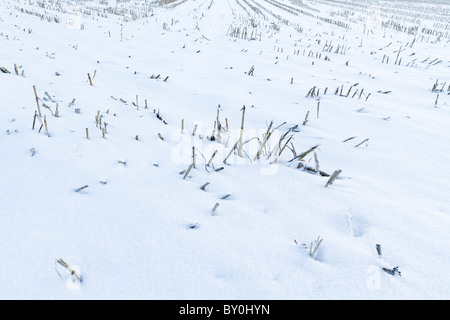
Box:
<box><xmin>0</xmin><ymin>0</ymin><xmax>449</xmax><ymax>299</ymax></box>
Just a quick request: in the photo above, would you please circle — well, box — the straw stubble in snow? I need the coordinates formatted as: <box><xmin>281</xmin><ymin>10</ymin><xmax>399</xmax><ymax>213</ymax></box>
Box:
<box><xmin>0</xmin><ymin>0</ymin><xmax>449</xmax><ymax>299</ymax></box>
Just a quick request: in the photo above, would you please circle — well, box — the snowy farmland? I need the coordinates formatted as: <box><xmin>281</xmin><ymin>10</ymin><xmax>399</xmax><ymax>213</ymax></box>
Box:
<box><xmin>0</xmin><ymin>0</ymin><xmax>449</xmax><ymax>299</ymax></box>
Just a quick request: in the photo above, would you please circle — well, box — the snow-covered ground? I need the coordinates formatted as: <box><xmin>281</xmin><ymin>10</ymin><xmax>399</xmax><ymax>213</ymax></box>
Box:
<box><xmin>0</xmin><ymin>0</ymin><xmax>449</xmax><ymax>299</ymax></box>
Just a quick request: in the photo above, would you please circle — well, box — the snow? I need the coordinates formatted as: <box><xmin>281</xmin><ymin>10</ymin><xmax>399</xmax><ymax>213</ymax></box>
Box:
<box><xmin>0</xmin><ymin>0</ymin><xmax>449</xmax><ymax>299</ymax></box>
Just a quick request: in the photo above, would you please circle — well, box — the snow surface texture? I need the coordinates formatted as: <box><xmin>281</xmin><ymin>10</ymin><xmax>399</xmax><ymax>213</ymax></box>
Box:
<box><xmin>0</xmin><ymin>0</ymin><xmax>449</xmax><ymax>299</ymax></box>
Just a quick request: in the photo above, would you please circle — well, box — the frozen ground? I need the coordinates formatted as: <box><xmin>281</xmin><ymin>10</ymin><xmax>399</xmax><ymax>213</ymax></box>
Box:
<box><xmin>0</xmin><ymin>0</ymin><xmax>449</xmax><ymax>299</ymax></box>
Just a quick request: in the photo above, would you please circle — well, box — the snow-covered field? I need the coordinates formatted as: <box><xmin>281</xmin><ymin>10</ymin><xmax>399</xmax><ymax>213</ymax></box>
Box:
<box><xmin>1</xmin><ymin>0</ymin><xmax>449</xmax><ymax>300</ymax></box>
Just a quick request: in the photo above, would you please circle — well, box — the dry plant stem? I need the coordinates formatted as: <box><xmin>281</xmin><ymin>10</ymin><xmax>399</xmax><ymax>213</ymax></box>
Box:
<box><xmin>254</xmin><ymin>122</ymin><xmax>274</xmax><ymax>161</ymax></box>
<box><xmin>274</xmin><ymin>122</ymin><xmax>286</xmax><ymax>130</ymax></box>
<box><xmin>75</xmin><ymin>185</ymin><xmax>89</xmax><ymax>192</ymax></box>
<box><xmin>32</xmin><ymin>110</ymin><xmax>37</xmax><ymax>130</ymax></box>
<box><xmin>95</xmin><ymin>110</ymin><xmax>100</xmax><ymax>127</ymax></box>
<box><xmin>238</xmin><ymin>106</ymin><xmax>246</xmax><ymax>156</ymax></box>
<box><xmin>303</xmin><ymin>111</ymin><xmax>310</xmax><ymax>125</ymax></box>
<box><xmin>314</xmin><ymin>151</ymin><xmax>320</xmax><ymax>172</ymax></box>
<box><xmin>212</xmin><ymin>203</ymin><xmax>220</xmax><ymax>215</ymax></box>
<box><xmin>268</xmin><ymin>143</ymin><xmax>280</xmax><ymax>161</ymax></box>
<box><xmin>207</xmin><ymin>150</ymin><xmax>218</xmax><ymax>167</ymax></box>
<box><xmin>376</xmin><ymin>244</ymin><xmax>382</xmax><ymax>258</ymax></box>
<box><xmin>290</xmin><ymin>144</ymin><xmax>320</xmax><ymax>164</ymax></box>
<box><xmin>44</xmin><ymin>91</ymin><xmax>55</xmax><ymax>103</ymax></box>
<box><xmin>200</xmin><ymin>182</ymin><xmax>210</xmax><ymax>191</ymax></box>
<box><xmin>33</xmin><ymin>85</ymin><xmax>42</xmax><ymax>118</ymax></box>
<box><xmin>216</xmin><ymin>108</ymin><xmax>221</xmax><ymax>141</ymax></box>
<box><xmin>346</xmin><ymin>86</ymin><xmax>353</xmax><ymax>97</ymax></box>
<box><xmin>211</xmin><ymin>121</ymin><xmax>216</xmax><ymax>140</ymax></box>
<box><xmin>56</xmin><ymin>258</ymin><xmax>82</xmax><ymax>282</ymax></box>
<box><xmin>183</xmin><ymin>164</ymin><xmax>194</xmax><ymax>180</ymax></box>
<box><xmin>309</xmin><ymin>236</ymin><xmax>323</xmax><ymax>259</ymax></box>
<box><xmin>43</xmin><ymin>115</ymin><xmax>49</xmax><ymax>137</ymax></box>
<box><xmin>279</xmin><ymin>135</ymin><xmax>293</xmax><ymax>157</ymax></box>
<box><xmin>395</xmin><ymin>46</ymin><xmax>402</xmax><ymax>65</ymax></box>
<box><xmin>359</xmin><ymin>89</ymin><xmax>364</xmax><ymax>99</ymax></box>
<box><xmin>355</xmin><ymin>138</ymin><xmax>369</xmax><ymax>148</ymax></box>
<box><xmin>343</xmin><ymin>136</ymin><xmax>357</xmax><ymax>142</ymax></box>
<box><xmin>287</xmin><ymin>142</ymin><xmax>297</xmax><ymax>158</ymax></box>
<box><xmin>325</xmin><ymin>169</ymin><xmax>342</xmax><ymax>187</ymax></box>
<box><xmin>297</xmin><ymin>162</ymin><xmax>330</xmax><ymax>176</ymax></box>
<box><xmin>224</xmin><ymin>140</ymin><xmax>239</xmax><ymax>164</ymax></box>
